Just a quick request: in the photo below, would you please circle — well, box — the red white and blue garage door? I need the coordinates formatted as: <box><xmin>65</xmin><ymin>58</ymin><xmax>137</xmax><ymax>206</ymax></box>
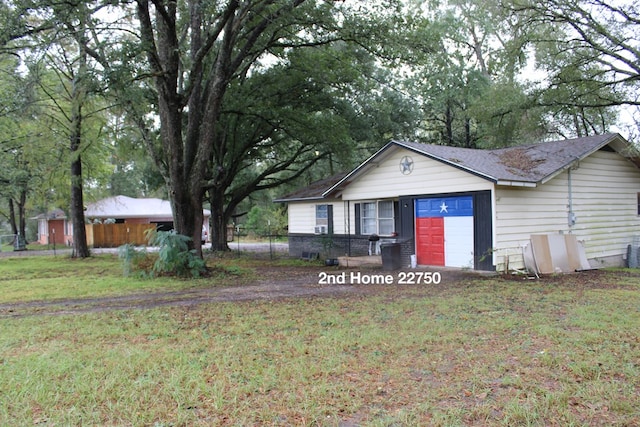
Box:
<box><xmin>415</xmin><ymin>195</ymin><xmax>474</xmax><ymax>268</ymax></box>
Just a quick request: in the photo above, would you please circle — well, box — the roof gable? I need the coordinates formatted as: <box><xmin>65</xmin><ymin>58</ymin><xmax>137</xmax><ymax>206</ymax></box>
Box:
<box><xmin>275</xmin><ymin>133</ymin><xmax>638</xmax><ymax>202</ymax></box>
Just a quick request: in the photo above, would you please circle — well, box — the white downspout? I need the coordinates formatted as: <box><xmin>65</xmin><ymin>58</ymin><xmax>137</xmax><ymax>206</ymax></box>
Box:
<box><xmin>568</xmin><ymin>166</ymin><xmax>577</xmax><ymax>231</ymax></box>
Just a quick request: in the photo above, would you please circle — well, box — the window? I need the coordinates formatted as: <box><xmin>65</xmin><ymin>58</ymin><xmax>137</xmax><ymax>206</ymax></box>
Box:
<box><xmin>378</xmin><ymin>201</ymin><xmax>395</xmax><ymax>235</ymax></box>
<box><xmin>316</xmin><ymin>205</ymin><xmax>328</xmax><ymax>226</ymax></box>
<box><xmin>315</xmin><ymin>204</ymin><xmax>333</xmax><ymax>234</ymax></box>
<box><xmin>361</xmin><ymin>202</ymin><xmax>377</xmax><ymax>234</ymax></box>
<box><xmin>359</xmin><ymin>200</ymin><xmax>395</xmax><ymax>235</ymax></box>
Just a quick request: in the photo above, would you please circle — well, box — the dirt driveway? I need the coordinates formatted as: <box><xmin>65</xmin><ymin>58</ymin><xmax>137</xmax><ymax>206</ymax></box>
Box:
<box><xmin>3</xmin><ymin>241</ymin><xmax>634</xmax><ymax>319</ymax></box>
<box><xmin>0</xmin><ymin>261</ymin><xmax>487</xmax><ymax>318</ymax></box>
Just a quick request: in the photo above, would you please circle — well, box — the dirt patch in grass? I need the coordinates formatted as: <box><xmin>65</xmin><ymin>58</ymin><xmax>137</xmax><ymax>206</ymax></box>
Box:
<box><xmin>1</xmin><ymin>263</ymin><xmax>637</xmax><ymax>318</ymax></box>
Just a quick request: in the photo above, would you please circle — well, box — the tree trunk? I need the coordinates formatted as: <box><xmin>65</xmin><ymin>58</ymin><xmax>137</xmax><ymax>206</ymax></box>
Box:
<box><xmin>169</xmin><ymin>183</ymin><xmax>204</xmax><ymax>257</ymax></box>
<box><xmin>70</xmin><ymin>127</ymin><xmax>89</xmax><ymax>257</ymax></box>
<box><xmin>69</xmin><ymin>33</ymin><xmax>90</xmax><ymax>258</ymax></box>
<box><xmin>8</xmin><ymin>198</ymin><xmax>18</xmax><ymax>238</ymax></box>
<box><xmin>18</xmin><ymin>189</ymin><xmax>28</xmax><ymax>242</ymax></box>
<box><xmin>464</xmin><ymin>118</ymin><xmax>473</xmax><ymax>148</ymax></box>
<box><xmin>445</xmin><ymin>101</ymin><xmax>454</xmax><ymax>145</ymax></box>
<box><xmin>70</xmin><ymin>159</ymin><xmax>89</xmax><ymax>257</ymax></box>
<box><xmin>208</xmin><ymin>184</ymin><xmax>232</xmax><ymax>252</ymax></box>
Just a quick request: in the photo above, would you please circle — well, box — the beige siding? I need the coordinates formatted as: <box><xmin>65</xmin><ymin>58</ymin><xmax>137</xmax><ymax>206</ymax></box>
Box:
<box><xmin>494</xmin><ymin>150</ymin><xmax>640</xmax><ymax>270</ymax></box>
<box><xmin>287</xmin><ymin>199</ymin><xmax>346</xmax><ymax>234</ymax></box>
<box><xmin>341</xmin><ymin>148</ymin><xmax>493</xmax><ymax>200</ymax></box>
<box><xmin>570</xmin><ymin>151</ymin><xmax>640</xmax><ymax>264</ymax></box>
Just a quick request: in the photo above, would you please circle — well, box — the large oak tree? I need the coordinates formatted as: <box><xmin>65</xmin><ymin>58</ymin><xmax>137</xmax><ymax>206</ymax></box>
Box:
<box><xmin>129</xmin><ymin>0</ymin><xmax>325</xmax><ymax>253</ymax></box>
<box><xmin>117</xmin><ymin>0</ymin><xmax>415</xmax><ymax>253</ymax></box>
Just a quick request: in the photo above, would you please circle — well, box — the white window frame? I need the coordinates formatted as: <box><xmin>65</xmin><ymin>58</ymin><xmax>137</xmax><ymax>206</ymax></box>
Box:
<box><xmin>315</xmin><ymin>204</ymin><xmax>328</xmax><ymax>226</ymax></box>
<box><xmin>360</xmin><ymin>200</ymin><xmax>395</xmax><ymax>236</ymax></box>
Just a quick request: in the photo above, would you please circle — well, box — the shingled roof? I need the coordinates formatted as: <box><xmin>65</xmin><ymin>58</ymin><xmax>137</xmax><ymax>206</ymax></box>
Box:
<box><xmin>396</xmin><ymin>133</ymin><xmax>635</xmax><ymax>186</ymax></box>
<box><xmin>275</xmin><ymin>133</ymin><xmax>638</xmax><ymax>202</ymax></box>
<box><xmin>273</xmin><ymin>172</ymin><xmax>349</xmax><ymax>202</ymax></box>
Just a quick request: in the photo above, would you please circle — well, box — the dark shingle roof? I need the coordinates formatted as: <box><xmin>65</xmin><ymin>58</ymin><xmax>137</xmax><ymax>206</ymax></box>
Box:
<box><xmin>276</xmin><ymin>133</ymin><xmax>637</xmax><ymax>202</ymax></box>
<box><xmin>274</xmin><ymin>172</ymin><xmax>349</xmax><ymax>202</ymax></box>
<box><xmin>396</xmin><ymin>133</ymin><xmax>634</xmax><ymax>185</ymax></box>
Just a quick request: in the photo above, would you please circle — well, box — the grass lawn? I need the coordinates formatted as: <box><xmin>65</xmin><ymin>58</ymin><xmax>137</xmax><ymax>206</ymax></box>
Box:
<box><xmin>1</xmin><ymin>255</ymin><xmax>639</xmax><ymax>426</ymax></box>
<box><xmin>0</xmin><ymin>254</ymin><xmax>255</xmax><ymax>303</ymax></box>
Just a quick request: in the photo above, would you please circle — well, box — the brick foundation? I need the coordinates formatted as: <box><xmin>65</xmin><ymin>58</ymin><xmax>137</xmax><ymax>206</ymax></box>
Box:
<box><xmin>288</xmin><ymin>233</ymin><xmax>415</xmax><ymax>267</ymax></box>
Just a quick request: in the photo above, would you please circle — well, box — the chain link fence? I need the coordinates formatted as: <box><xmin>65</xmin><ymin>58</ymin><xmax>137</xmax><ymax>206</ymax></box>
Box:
<box><xmin>208</xmin><ymin>224</ymin><xmax>289</xmax><ymax>260</ymax></box>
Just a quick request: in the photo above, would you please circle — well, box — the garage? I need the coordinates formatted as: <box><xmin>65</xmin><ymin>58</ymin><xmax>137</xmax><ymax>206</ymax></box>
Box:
<box><xmin>415</xmin><ymin>195</ymin><xmax>474</xmax><ymax>268</ymax></box>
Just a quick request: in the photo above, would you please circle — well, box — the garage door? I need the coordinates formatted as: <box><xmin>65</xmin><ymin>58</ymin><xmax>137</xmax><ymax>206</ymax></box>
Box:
<box><xmin>415</xmin><ymin>195</ymin><xmax>474</xmax><ymax>268</ymax></box>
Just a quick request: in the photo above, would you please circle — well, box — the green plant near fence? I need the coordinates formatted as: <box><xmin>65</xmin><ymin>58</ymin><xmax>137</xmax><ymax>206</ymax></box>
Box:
<box><xmin>117</xmin><ymin>244</ymin><xmax>147</xmax><ymax>277</ymax></box>
<box><xmin>118</xmin><ymin>230</ymin><xmax>206</xmax><ymax>278</ymax></box>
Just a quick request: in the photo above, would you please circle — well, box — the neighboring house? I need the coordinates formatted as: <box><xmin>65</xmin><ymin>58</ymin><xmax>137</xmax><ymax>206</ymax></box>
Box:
<box><xmin>275</xmin><ymin>133</ymin><xmax>640</xmax><ymax>272</ymax></box>
<box><xmin>34</xmin><ymin>208</ymin><xmax>73</xmax><ymax>246</ymax></box>
<box><xmin>35</xmin><ymin>196</ymin><xmax>212</xmax><ymax>246</ymax></box>
<box><xmin>84</xmin><ymin>195</ymin><xmax>211</xmax><ymax>238</ymax></box>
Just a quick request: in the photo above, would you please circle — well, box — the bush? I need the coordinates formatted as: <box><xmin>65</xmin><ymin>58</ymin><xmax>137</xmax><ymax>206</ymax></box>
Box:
<box><xmin>118</xmin><ymin>230</ymin><xmax>206</xmax><ymax>278</ymax></box>
<box><xmin>117</xmin><ymin>243</ymin><xmax>145</xmax><ymax>277</ymax></box>
<box><xmin>147</xmin><ymin>230</ymin><xmax>206</xmax><ymax>278</ymax></box>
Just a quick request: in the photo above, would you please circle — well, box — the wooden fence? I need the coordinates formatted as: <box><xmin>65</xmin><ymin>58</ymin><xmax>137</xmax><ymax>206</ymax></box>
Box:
<box><xmin>86</xmin><ymin>223</ymin><xmax>156</xmax><ymax>248</ymax></box>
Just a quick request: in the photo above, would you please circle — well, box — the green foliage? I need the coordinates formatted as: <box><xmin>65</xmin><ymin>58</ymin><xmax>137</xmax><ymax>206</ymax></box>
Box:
<box><xmin>244</xmin><ymin>205</ymin><xmax>287</xmax><ymax>237</ymax></box>
<box><xmin>118</xmin><ymin>231</ymin><xmax>207</xmax><ymax>279</ymax></box>
<box><xmin>145</xmin><ymin>230</ymin><xmax>206</xmax><ymax>278</ymax></box>
<box><xmin>4</xmin><ymin>0</ymin><xmax>640</xmax><ymax>252</ymax></box>
<box><xmin>117</xmin><ymin>243</ymin><xmax>146</xmax><ymax>278</ymax></box>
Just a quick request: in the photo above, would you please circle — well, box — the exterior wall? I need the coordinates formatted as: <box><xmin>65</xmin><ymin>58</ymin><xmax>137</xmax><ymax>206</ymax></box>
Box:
<box><xmin>288</xmin><ymin>233</ymin><xmax>415</xmax><ymax>267</ymax></box>
<box><xmin>287</xmin><ymin>148</ymin><xmax>495</xmax><ymax>269</ymax></box>
<box><xmin>35</xmin><ymin>219</ymin><xmax>74</xmax><ymax>246</ymax></box>
<box><xmin>494</xmin><ymin>150</ymin><xmax>640</xmax><ymax>270</ymax></box>
<box><xmin>287</xmin><ymin>199</ymin><xmax>346</xmax><ymax>234</ymax></box>
<box><xmin>37</xmin><ymin>219</ymin><xmax>48</xmax><ymax>245</ymax></box>
<box><xmin>570</xmin><ymin>150</ymin><xmax>640</xmax><ymax>266</ymax></box>
<box><xmin>288</xmin><ymin>233</ymin><xmax>370</xmax><ymax>259</ymax></box>
<box><xmin>52</xmin><ymin>219</ymin><xmax>71</xmax><ymax>245</ymax></box>
<box><xmin>341</xmin><ymin>147</ymin><xmax>494</xmax><ymax>201</ymax></box>
<box><xmin>494</xmin><ymin>181</ymin><xmax>569</xmax><ymax>271</ymax></box>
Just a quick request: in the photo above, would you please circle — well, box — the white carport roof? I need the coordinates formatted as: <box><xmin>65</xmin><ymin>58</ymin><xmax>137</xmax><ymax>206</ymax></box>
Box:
<box><xmin>84</xmin><ymin>195</ymin><xmax>210</xmax><ymax>219</ymax></box>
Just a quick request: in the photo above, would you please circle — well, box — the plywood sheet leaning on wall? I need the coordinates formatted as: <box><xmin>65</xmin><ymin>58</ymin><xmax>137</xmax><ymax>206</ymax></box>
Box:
<box><xmin>524</xmin><ymin>234</ymin><xmax>591</xmax><ymax>275</ymax></box>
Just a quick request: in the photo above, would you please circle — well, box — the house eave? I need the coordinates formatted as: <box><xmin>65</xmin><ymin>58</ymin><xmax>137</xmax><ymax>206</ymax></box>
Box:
<box><xmin>496</xmin><ymin>180</ymin><xmax>538</xmax><ymax>188</ymax></box>
<box><xmin>273</xmin><ymin>196</ymin><xmax>327</xmax><ymax>203</ymax></box>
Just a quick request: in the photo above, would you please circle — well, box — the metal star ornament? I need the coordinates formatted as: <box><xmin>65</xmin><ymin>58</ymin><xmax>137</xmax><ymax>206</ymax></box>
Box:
<box><xmin>399</xmin><ymin>156</ymin><xmax>414</xmax><ymax>175</ymax></box>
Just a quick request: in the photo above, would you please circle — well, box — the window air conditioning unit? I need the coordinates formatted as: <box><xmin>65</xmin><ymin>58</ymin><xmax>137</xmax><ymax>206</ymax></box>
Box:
<box><xmin>314</xmin><ymin>225</ymin><xmax>327</xmax><ymax>234</ymax></box>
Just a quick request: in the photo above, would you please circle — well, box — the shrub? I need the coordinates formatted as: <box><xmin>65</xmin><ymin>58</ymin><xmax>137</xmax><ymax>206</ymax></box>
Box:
<box><xmin>118</xmin><ymin>230</ymin><xmax>206</xmax><ymax>279</ymax></box>
<box><xmin>146</xmin><ymin>230</ymin><xmax>206</xmax><ymax>278</ymax></box>
<box><xmin>117</xmin><ymin>244</ymin><xmax>146</xmax><ymax>277</ymax></box>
